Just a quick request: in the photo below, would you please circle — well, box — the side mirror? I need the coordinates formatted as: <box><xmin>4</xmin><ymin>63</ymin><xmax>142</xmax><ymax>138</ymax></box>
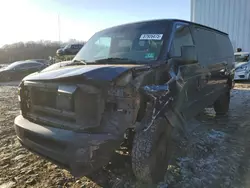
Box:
<box><xmin>180</xmin><ymin>45</ymin><xmax>198</xmax><ymax>63</ymax></box>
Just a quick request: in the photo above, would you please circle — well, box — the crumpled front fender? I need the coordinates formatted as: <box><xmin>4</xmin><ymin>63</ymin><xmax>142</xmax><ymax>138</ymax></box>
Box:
<box><xmin>136</xmin><ymin>84</ymin><xmax>173</xmax><ymax>131</ymax></box>
<box><xmin>136</xmin><ymin>61</ymin><xmax>187</xmax><ymax>136</ymax></box>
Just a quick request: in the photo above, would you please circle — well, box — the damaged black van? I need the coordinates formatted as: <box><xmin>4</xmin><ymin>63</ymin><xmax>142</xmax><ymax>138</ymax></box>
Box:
<box><xmin>14</xmin><ymin>19</ymin><xmax>235</xmax><ymax>184</ymax></box>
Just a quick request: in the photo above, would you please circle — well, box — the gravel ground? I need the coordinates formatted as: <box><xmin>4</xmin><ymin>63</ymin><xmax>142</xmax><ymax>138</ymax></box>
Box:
<box><xmin>0</xmin><ymin>82</ymin><xmax>250</xmax><ymax>188</ymax></box>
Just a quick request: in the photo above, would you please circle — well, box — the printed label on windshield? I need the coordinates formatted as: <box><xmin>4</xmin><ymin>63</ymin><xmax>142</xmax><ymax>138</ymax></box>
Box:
<box><xmin>145</xmin><ymin>53</ymin><xmax>155</xmax><ymax>59</ymax></box>
<box><xmin>140</xmin><ymin>34</ymin><xmax>163</xmax><ymax>40</ymax></box>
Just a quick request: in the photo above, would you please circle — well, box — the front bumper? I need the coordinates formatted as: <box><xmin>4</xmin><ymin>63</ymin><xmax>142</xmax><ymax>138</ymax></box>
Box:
<box><xmin>234</xmin><ymin>71</ymin><xmax>249</xmax><ymax>80</ymax></box>
<box><xmin>14</xmin><ymin>115</ymin><xmax>118</xmax><ymax>177</ymax></box>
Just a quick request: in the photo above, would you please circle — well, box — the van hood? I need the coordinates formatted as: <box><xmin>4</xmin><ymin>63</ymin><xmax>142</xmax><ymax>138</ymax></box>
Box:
<box><xmin>23</xmin><ymin>63</ymin><xmax>144</xmax><ymax>82</ymax></box>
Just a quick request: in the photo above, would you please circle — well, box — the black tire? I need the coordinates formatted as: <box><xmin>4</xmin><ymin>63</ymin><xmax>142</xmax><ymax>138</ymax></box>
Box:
<box><xmin>131</xmin><ymin>117</ymin><xmax>172</xmax><ymax>184</ymax></box>
<box><xmin>214</xmin><ymin>91</ymin><xmax>230</xmax><ymax>115</ymax></box>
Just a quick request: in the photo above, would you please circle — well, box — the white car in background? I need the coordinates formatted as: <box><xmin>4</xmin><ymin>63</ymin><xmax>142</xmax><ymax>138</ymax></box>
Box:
<box><xmin>234</xmin><ymin>52</ymin><xmax>250</xmax><ymax>80</ymax></box>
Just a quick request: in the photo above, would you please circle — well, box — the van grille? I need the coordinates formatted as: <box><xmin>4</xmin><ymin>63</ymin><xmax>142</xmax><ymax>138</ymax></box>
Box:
<box><xmin>21</xmin><ymin>81</ymin><xmax>104</xmax><ymax>130</ymax></box>
<box><xmin>32</xmin><ymin>89</ymin><xmax>57</xmax><ymax>108</ymax></box>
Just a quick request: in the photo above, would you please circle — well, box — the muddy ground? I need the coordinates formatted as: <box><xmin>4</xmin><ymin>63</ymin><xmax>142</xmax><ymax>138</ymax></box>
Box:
<box><xmin>1</xmin><ymin>82</ymin><xmax>250</xmax><ymax>188</ymax></box>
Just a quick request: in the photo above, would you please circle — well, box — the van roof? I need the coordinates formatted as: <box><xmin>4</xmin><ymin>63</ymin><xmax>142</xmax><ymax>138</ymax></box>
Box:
<box><xmin>169</xmin><ymin>19</ymin><xmax>228</xmax><ymax>35</ymax></box>
<box><xmin>102</xmin><ymin>19</ymin><xmax>228</xmax><ymax>36</ymax></box>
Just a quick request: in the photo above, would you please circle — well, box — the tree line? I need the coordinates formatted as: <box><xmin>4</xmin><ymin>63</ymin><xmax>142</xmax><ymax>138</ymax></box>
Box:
<box><xmin>0</xmin><ymin>39</ymin><xmax>85</xmax><ymax>64</ymax></box>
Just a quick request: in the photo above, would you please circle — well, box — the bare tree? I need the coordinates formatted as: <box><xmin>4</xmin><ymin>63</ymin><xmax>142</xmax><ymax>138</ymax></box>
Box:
<box><xmin>0</xmin><ymin>40</ymin><xmax>86</xmax><ymax>64</ymax></box>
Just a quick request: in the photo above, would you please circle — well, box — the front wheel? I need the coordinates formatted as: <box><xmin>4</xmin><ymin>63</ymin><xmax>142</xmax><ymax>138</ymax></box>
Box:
<box><xmin>214</xmin><ymin>91</ymin><xmax>230</xmax><ymax>115</ymax></box>
<box><xmin>131</xmin><ymin>117</ymin><xmax>172</xmax><ymax>184</ymax></box>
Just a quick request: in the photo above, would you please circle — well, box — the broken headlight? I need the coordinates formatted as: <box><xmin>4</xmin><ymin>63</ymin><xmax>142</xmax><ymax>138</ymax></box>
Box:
<box><xmin>115</xmin><ymin>72</ymin><xmax>133</xmax><ymax>86</ymax></box>
<box><xmin>241</xmin><ymin>65</ymin><xmax>248</xmax><ymax>70</ymax></box>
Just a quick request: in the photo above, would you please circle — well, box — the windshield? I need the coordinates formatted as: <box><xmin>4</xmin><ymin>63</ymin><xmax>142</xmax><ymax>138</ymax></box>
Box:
<box><xmin>235</xmin><ymin>54</ymin><xmax>249</xmax><ymax>63</ymax></box>
<box><xmin>63</xmin><ymin>44</ymin><xmax>71</xmax><ymax>50</ymax></box>
<box><xmin>73</xmin><ymin>21</ymin><xmax>168</xmax><ymax>64</ymax></box>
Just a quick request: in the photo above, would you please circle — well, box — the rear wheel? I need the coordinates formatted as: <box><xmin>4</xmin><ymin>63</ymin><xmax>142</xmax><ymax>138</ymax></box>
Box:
<box><xmin>214</xmin><ymin>91</ymin><xmax>230</xmax><ymax>115</ymax></box>
<box><xmin>131</xmin><ymin>117</ymin><xmax>172</xmax><ymax>184</ymax></box>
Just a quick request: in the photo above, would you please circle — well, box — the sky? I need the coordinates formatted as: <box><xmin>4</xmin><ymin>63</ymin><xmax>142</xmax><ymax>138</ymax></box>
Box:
<box><xmin>0</xmin><ymin>0</ymin><xmax>190</xmax><ymax>47</ymax></box>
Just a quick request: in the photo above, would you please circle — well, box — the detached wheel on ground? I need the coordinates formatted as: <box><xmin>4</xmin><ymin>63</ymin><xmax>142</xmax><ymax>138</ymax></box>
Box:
<box><xmin>214</xmin><ymin>91</ymin><xmax>230</xmax><ymax>115</ymax></box>
<box><xmin>131</xmin><ymin>117</ymin><xmax>172</xmax><ymax>184</ymax></box>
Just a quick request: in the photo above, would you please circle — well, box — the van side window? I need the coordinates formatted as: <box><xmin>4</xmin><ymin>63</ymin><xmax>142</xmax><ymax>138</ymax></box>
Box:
<box><xmin>72</xmin><ymin>44</ymin><xmax>80</xmax><ymax>49</ymax></box>
<box><xmin>192</xmin><ymin>27</ymin><xmax>219</xmax><ymax>61</ymax></box>
<box><xmin>216</xmin><ymin>34</ymin><xmax>234</xmax><ymax>57</ymax></box>
<box><xmin>170</xmin><ymin>25</ymin><xmax>194</xmax><ymax>57</ymax></box>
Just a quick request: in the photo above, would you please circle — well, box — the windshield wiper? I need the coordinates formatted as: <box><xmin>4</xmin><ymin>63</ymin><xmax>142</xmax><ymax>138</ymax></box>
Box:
<box><xmin>71</xmin><ymin>59</ymin><xmax>87</xmax><ymax>65</ymax></box>
<box><xmin>94</xmin><ymin>57</ymin><xmax>138</xmax><ymax>64</ymax></box>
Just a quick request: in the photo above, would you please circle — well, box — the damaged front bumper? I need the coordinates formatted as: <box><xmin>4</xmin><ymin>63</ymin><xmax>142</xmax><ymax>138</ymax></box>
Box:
<box><xmin>14</xmin><ymin>115</ymin><xmax>118</xmax><ymax>177</ymax></box>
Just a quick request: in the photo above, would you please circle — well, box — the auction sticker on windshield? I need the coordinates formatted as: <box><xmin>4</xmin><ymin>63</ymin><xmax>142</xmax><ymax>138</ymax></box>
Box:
<box><xmin>140</xmin><ymin>34</ymin><xmax>163</xmax><ymax>40</ymax></box>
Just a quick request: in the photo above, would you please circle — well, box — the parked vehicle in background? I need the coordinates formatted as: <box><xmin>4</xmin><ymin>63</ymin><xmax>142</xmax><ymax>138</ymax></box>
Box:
<box><xmin>0</xmin><ymin>64</ymin><xmax>8</xmax><ymax>69</ymax></box>
<box><xmin>15</xmin><ymin>19</ymin><xmax>234</xmax><ymax>184</ymax></box>
<box><xmin>234</xmin><ymin>52</ymin><xmax>250</xmax><ymax>80</ymax></box>
<box><xmin>56</xmin><ymin>47</ymin><xmax>64</xmax><ymax>56</ymax></box>
<box><xmin>56</xmin><ymin>43</ymin><xmax>84</xmax><ymax>56</ymax></box>
<box><xmin>28</xmin><ymin>59</ymin><xmax>51</xmax><ymax>66</ymax></box>
<box><xmin>0</xmin><ymin>60</ymin><xmax>47</xmax><ymax>81</ymax></box>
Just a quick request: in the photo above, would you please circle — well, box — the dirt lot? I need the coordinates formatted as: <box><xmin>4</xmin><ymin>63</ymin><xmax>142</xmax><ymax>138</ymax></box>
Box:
<box><xmin>1</xmin><ymin>82</ymin><xmax>250</xmax><ymax>188</ymax></box>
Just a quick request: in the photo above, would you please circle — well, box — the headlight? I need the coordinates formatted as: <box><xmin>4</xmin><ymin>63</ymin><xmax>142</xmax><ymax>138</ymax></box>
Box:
<box><xmin>242</xmin><ymin>65</ymin><xmax>248</xmax><ymax>70</ymax></box>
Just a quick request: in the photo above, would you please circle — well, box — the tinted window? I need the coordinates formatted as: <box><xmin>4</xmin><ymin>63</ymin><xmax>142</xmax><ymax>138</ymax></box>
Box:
<box><xmin>5</xmin><ymin>61</ymin><xmax>25</xmax><ymax>70</ymax></box>
<box><xmin>32</xmin><ymin>59</ymin><xmax>48</xmax><ymax>64</ymax></box>
<box><xmin>170</xmin><ymin>24</ymin><xmax>194</xmax><ymax>57</ymax></box>
<box><xmin>70</xmin><ymin>44</ymin><xmax>83</xmax><ymax>49</ymax></box>
<box><xmin>20</xmin><ymin>62</ymin><xmax>42</xmax><ymax>69</ymax></box>
<box><xmin>216</xmin><ymin>34</ymin><xmax>234</xmax><ymax>57</ymax></box>
<box><xmin>71</xmin><ymin>44</ymin><xmax>81</xmax><ymax>49</ymax></box>
<box><xmin>64</xmin><ymin>44</ymin><xmax>71</xmax><ymax>49</ymax></box>
<box><xmin>192</xmin><ymin>27</ymin><xmax>219</xmax><ymax>61</ymax></box>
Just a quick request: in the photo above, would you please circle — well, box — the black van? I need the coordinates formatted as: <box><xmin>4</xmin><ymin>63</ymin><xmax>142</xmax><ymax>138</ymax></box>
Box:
<box><xmin>14</xmin><ymin>19</ymin><xmax>235</xmax><ymax>184</ymax></box>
